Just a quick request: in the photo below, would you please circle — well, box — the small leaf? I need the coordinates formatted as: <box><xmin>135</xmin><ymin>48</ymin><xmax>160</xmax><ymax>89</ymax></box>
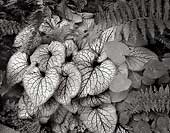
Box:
<box><xmin>30</xmin><ymin>41</ymin><xmax>65</xmax><ymax>72</ymax></box>
<box><xmin>79</xmin><ymin>91</ymin><xmax>111</xmax><ymax>107</ymax></box>
<box><xmin>110</xmin><ymin>73</ymin><xmax>132</xmax><ymax>92</ymax></box>
<box><xmin>133</xmin><ymin>121</ymin><xmax>152</xmax><ymax>133</ymax></box>
<box><xmin>80</xmin><ymin>104</ymin><xmax>117</xmax><ymax>133</ymax></box>
<box><xmin>54</xmin><ymin>63</ymin><xmax>81</xmax><ymax>105</ymax></box>
<box><xmin>110</xmin><ymin>90</ymin><xmax>129</xmax><ymax>103</ymax></box>
<box><xmin>123</xmin><ymin>22</ymin><xmax>130</xmax><ymax>41</ymax></box>
<box><xmin>143</xmin><ymin>60</ymin><xmax>168</xmax><ymax>79</ymax></box>
<box><xmin>126</xmin><ymin>47</ymin><xmax>158</xmax><ymax>71</ymax></box>
<box><xmin>7</xmin><ymin>52</ymin><xmax>29</xmax><ymax>87</ymax></box>
<box><xmin>23</xmin><ymin>67</ymin><xmax>60</xmax><ymax>107</ymax></box>
<box><xmin>104</xmin><ymin>41</ymin><xmax>130</xmax><ymax>65</ymax></box>
<box><xmin>142</xmin><ymin>75</ymin><xmax>155</xmax><ymax>85</ymax></box>
<box><xmin>78</xmin><ymin>18</ymin><xmax>95</xmax><ymax>33</ymax></box>
<box><xmin>13</xmin><ymin>25</ymin><xmax>35</xmax><ymax>48</ymax></box>
<box><xmin>18</xmin><ymin>93</ymin><xmax>38</xmax><ymax>119</ymax></box>
<box><xmin>128</xmin><ymin>71</ymin><xmax>142</xmax><ymax>89</ymax></box>
<box><xmin>64</xmin><ymin>39</ymin><xmax>78</xmax><ymax>57</ymax></box>
<box><xmin>73</xmin><ymin>50</ymin><xmax>117</xmax><ymax>97</ymax></box>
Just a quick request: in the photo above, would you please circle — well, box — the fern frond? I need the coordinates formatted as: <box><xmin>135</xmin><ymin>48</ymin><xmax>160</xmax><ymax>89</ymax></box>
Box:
<box><xmin>0</xmin><ymin>19</ymin><xmax>21</xmax><ymax>36</ymax></box>
<box><xmin>96</xmin><ymin>0</ymin><xmax>170</xmax><ymax>43</ymax></box>
<box><xmin>126</xmin><ymin>85</ymin><xmax>170</xmax><ymax>114</ymax></box>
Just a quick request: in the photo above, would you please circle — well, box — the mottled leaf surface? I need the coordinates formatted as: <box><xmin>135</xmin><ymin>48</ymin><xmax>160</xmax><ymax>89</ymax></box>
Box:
<box><xmin>30</xmin><ymin>41</ymin><xmax>65</xmax><ymax>72</ymax></box>
<box><xmin>54</xmin><ymin>63</ymin><xmax>81</xmax><ymax>105</ymax></box>
<box><xmin>7</xmin><ymin>52</ymin><xmax>29</xmax><ymax>87</ymax></box>
<box><xmin>73</xmin><ymin>50</ymin><xmax>117</xmax><ymax>97</ymax></box>
<box><xmin>80</xmin><ymin>104</ymin><xmax>117</xmax><ymax>133</ymax></box>
<box><xmin>23</xmin><ymin>67</ymin><xmax>60</xmax><ymax>107</ymax></box>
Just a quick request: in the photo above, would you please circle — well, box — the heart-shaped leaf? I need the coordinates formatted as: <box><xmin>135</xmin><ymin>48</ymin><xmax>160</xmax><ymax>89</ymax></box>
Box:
<box><xmin>23</xmin><ymin>67</ymin><xmax>60</xmax><ymax>107</ymax></box>
<box><xmin>110</xmin><ymin>73</ymin><xmax>132</xmax><ymax>92</ymax></box>
<box><xmin>54</xmin><ymin>63</ymin><xmax>81</xmax><ymax>105</ymax></box>
<box><xmin>30</xmin><ymin>41</ymin><xmax>65</xmax><ymax>72</ymax></box>
<box><xmin>7</xmin><ymin>52</ymin><xmax>29</xmax><ymax>87</ymax></box>
<box><xmin>104</xmin><ymin>41</ymin><xmax>130</xmax><ymax>65</ymax></box>
<box><xmin>126</xmin><ymin>47</ymin><xmax>158</xmax><ymax>71</ymax></box>
<box><xmin>143</xmin><ymin>59</ymin><xmax>168</xmax><ymax>79</ymax></box>
<box><xmin>80</xmin><ymin>104</ymin><xmax>117</xmax><ymax>133</ymax></box>
<box><xmin>79</xmin><ymin>91</ymin><xmax>111</xmax><ymax>107</ymax></box>
<box><xmin>73</xmin><ymin>50</ymin><xmax>117</xmax><ymax>97</ymax></box>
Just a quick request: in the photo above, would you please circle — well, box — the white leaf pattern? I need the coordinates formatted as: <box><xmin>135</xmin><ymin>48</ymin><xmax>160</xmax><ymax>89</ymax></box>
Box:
<box><xmin>23</xmin><ymin>67</ymin><xmax>60</xmax><ymax>107</ymax></box>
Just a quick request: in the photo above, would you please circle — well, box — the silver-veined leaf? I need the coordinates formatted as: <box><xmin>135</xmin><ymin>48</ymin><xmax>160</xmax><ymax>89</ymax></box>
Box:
<box><xmin>73</xmin><ymin>50</ymin><xmax>117</xmax><ymax>97</ymax></box>
<box><xmin>80</xmin><ymin>104</ymin><xmax>117</xmax><ymax>133</ymax></box>
<box><xmin>18</xmin><ymin>93</ymin><xmax>38</xmax><ymax>119</ymax></box>
<box><xmin>13</xmin><ymin>25</ymin><xmax>35</xmax><ymax>48</ymax></box>
<box><xmin>126</xmin><ymin>47</ymin><xmax>158</xmax><ymax>71</ymax></box>
<box><xmin>30</xmin><ymin>41</ymin><xmax>65</xmax><ymax>72</ymax></box>
<box><xmin>78</xmin><ymin>18</ymin><xmax>95</xmax><ymax>33</ymax></box>
<box><xmin>64</xmin><ymin>39</ymin><xmax>78</xmax><ymax>57</ymax></box>
<box><xmin>54</xmin><ymin>63</ymin><xmax>81</xmax><ymax>105</ymax></box>
<box><xmin>115</xmin><ymin>125</ymin><xmax>129</xmax><ymax>133</ymax></box>
<box><xmin>23</xmin><ymin>67</ymin><xmax>60</xmax><ymax>107</ymax></box>
<box><xmin>7</xmin><ymin>52</ymin><xmax>29</xmax><ymax>87</ymax></box>
<box><xmin>79</xmin><ymin>91</ymin><xmax>111</xmax><ymax>107</ymax></box>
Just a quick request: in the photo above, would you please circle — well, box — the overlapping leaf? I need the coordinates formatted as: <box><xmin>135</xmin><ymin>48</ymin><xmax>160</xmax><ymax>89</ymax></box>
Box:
<box><xmin>79</xmin><ymin>91</ymin><xmax>111</xmax><ymax>107</ymax></box>
<box><xmin>23</xmin><ymin>67</ymin><xmax>60</xmax><ymax>107</ymax></box>
<box><xmin>129</xmin><ymin>71</ymin><xmax>142</xmax><ymax>89</ymax></box>
<box><xmin>110</xmin><ymin>90</ymin><xmax>129</xmax><ymax>103</ymax></box>
<box><xmin>18</xmin><ymin>93</ymin><xmax>38</xmax><ymax>119</ymax></box>
<box><xmin>7</xmin><ymin>52</ymin><xmax>29</xmax><ymax>87</ymax></box>
<box><xmin>13</xmin><ymin>25</ymin><xmax>35</xmax><ymax>48</ymax></box>
<box><xmin>30</xmin><ymin>41</ymin><xmax>65</xmax><ymax>72</ymax></box>
<box><xmin>104</xmin><ymin>41</ymin><xmax>130</xmax><ymax>65</ymax></box>
<box><xmin>126</xmin><ymin>47</ymin><xmax>158</xmax><ymax>71</ymax></box>
<box><xmin>64</xmin><ymin>39</ymin><xmax>78</xmax><ymax>57</ymax></box>
<box><xmin>143</xmin><ymin>59</ymin><xmax>168</xmax><ymax>79</ymax></box>
<box><xmin>80</xmin><ymin>104</ymin><xmax>117</xmax><ymax>133</ymax></box>
<box><xmin>18</xmin><ymin>93</ymin><xmax>59</xmax><ymax>120</ymax></box>
<box><xmin>54</xmin><ymin>63</ymin><xmax>81</xmax><ymax>105</ymax></box>
<box><xmin>73</xmin><ymin>49</ymin><xmax>117</xmax><ymax>97</ymax></box>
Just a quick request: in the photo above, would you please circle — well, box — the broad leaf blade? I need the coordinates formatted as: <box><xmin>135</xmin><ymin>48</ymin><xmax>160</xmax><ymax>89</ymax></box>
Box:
<box><xmin>54</xmin><ymin>63</ymin><xmax>81</xmax><ymax>105</ymax></box>
<box><xmin>80</xmin><ymin>104</ymin><xmax>117</xmax><ymax>133</ymax></box>
<box><xmin>23</xmin><ymin>67</ymin><xmax>60</xmax><ymax>107</ymax></box>
<box><xmin>7</xmin><ymin>52</ymin><xmax>28</xmax><ymax>87</ymax></box>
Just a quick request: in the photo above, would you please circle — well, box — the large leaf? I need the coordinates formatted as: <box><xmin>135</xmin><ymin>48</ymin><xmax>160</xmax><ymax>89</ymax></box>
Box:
<box><xmin>79</xmin><ymin>91</ymin><xmax>111</xmax><ymax>107</ymax></box>
<box><xmin>128</xmin><ymin>71</ymin><xmax>142</xmax><ymax>89</ymax></box>
<box><xmin>54</xmin><ymin>63</ymin><xmax>81</xmax><ymax>105</ymax></box>
<box><xmin>104</xmin><ymin>41</ymin><xmax>130</xmax><ymax>65</ymax></box>
<box><xmin>80</xmin><ymin>104</ymin><xmax>117</xmax><ymax>133</ymax></box>
<box><xmin>30</xmin><ymin>41</ymin><xmax>65</xmax><ymax>72</ymax></box>
<box><xmin>126</xmin><ymin>47</ymin><xmax>158</xmax><ymax>71</ymax></box>
<box><xmin>7</xmin><ymin>52</ymin><xmax>29</xmax><ymax>87</ymax></box>
<box><xmin>110</xmin><ymin>90</ymin><xmax>129</xmax><ymax>103</ymax></box>
<box><xmin>73</xmin><ymin>50</ymin><xmax>117</xmax><ymax>97</ymax></box>
<box><xmin>23</xmin><ymin>67</ymin><xmax>60</xmax><ymax>107</ymax></box>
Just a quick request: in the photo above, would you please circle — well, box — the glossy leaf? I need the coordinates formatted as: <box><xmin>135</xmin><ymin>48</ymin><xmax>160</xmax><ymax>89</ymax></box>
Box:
<box><xmin>80</xmin><ymin>104</ymin><xmax>117</xmax><ymax>133</ymax></box>
<box><xmin>30</xmin><ymin>41</ymin><xmax>65</xmax><ymax>72</ymax></box>
<box><xmin>104</xmin><ymin>41</ymin><xmax>130</xmax><ymax>65</ymax></box>
<box><xmin>7</xmin><ymin>52</ymin><xmax>29</xmax><ymax>87</ymax></box>
<box><xmin>73</xmin><ymin>50</ymin><xmax>117</xmax><ymax>97</ymax></box>
<box><xmin>126</xmin><ymin>47</ymin><xmax>158</xmax><ymax>71</ymax></box>
<box><xmin>79</xmin><ymin>91</ymin><xmax>111</xmax><ymax>107</ymax></box>
<box><xmin>23</xmin><ymin>67</ymin><xmax>60</xmax><ymax>107</ymax></box>
<box><xmin>54</xmin><ymin>63</ymin><xmax>81</xmax><ymax>105</ymax></box>
<box><xmin>110</xmin><ymin>73</ymin><xmax>132</xmax><ymax>92</ymax></box>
